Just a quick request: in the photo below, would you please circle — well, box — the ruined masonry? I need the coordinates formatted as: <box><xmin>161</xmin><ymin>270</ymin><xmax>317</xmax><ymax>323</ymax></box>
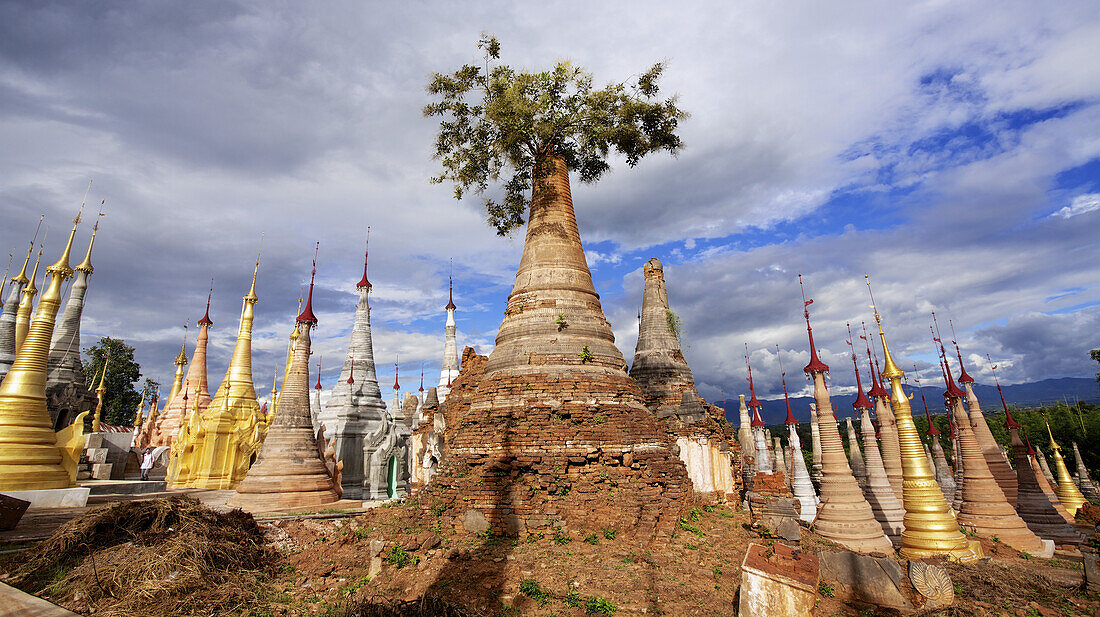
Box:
<box><xmin>418</xmin><ymin>156</ymin><xmax>691</xmax><ymax>536</ymax></box>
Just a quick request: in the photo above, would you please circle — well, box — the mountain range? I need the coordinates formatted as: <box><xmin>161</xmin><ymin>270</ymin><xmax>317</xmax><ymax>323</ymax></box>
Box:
<box><xmin>716</xmin><ymin>377</ymin><xmax>1100</xmax><ymax>426</ymax></box>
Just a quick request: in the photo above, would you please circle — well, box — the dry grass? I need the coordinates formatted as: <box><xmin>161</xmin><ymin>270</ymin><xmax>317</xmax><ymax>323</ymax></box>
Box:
<box><xmin>6</xmin><ymin>495</ymin><xmax>273</xmax><ymax>616</ymax></box>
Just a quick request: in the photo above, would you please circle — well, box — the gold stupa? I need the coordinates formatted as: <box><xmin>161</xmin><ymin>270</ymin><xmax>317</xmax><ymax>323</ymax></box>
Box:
<box><xmin>91</xmin><ymin>351</ymin><xmax>108</xmax><ymax>432</ymax></box>
<box><xmin>180</xmin><ymin>251</ymin><xmax>266</xmax><ymax>489</ymax></box>
<box><xmin>0</xmin><ymin>212</ymin><xmax>83</xmax><ymax>490</ymax></box>
<box><xmin>14</xmin><ymin>249</ymin><xmax>42</xmax><ymax>354</ymax></box>
<box><xmin>1044</xmin><ymin>417</ymin><xmax>1087</xmax><ymax>517</ymax></box>
<box><xmin>868</xmin><ymin>278</ymin><xmax>979</xmax><ymax>562</ymax></box>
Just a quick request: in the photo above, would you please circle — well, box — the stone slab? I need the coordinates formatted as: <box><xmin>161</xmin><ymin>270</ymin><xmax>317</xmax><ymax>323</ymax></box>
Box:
<box><xmin>818</xmin><ymin>549</ymin><xmax>913</xmax><ymax>611</ymax></box>
<box><xmin>739</xmin><ymin>543</ymin><xmax>818</xmax><ymax>617</ymax></box>
<box><xmin>85</xmin><ymin>448</ymin><xmax>108</xmax><ymax>464</ymax></box>
<box><xmin>0</xmin><ymin>582</ymin><xmax>80</xmax><ymax>616</ymax></box>
<box><xmin>0</xmin><ymin>488</ymin><xmax>90</xmax><ymax>509</ymax></box>
<box><xmin>90</xmin><ymin>463</ymin><xmax>113</xmax><ymax>480</ymax></box>
<box><xmin>82</xmin><ymin>480</ymin><xmax>167</xmax><ymax>496</ymax></box>
<box><xmin>100</xmin><ymin>432</ymin><xmax>135</xmax><ymax>452</ymax></box>
<box><xmin>83</xmin><ymin>433</ymin><xmax>103</xmax><ymax>449</ymax></box>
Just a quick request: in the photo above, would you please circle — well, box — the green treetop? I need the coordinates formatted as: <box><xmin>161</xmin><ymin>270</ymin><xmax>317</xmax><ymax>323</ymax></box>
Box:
<box><xmin>425</xmin><ymin>35</ymin><xmax>688</xmax><ymax>235</ymax></box>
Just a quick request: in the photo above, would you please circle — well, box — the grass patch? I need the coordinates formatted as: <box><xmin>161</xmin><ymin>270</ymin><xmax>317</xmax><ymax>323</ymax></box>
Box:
<box><xmin>385</xmin><ymin>545</ymin><xmax>410</xmax><ymax>568</ymax></box>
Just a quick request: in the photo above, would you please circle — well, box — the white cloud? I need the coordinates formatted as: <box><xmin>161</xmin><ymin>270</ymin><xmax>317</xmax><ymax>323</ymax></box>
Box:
<box><xmin>1053</xmin><ymin>193</ymin><xmax>1100</xmax><ymax>218</ymax></box>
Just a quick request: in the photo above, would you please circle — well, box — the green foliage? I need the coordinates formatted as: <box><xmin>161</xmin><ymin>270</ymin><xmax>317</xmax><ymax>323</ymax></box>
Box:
<box><xmin>83</xmin><ymin>337</ymin><xmax>143</xmax><ymax>426</ymax></box>
<box><xmin>585</xmin><ymin>595</ymin><xmax>616</xmax><ymax>615</ymax></box>
<box><xmin>579</xmin><ymin>346</ymin><xmax>594</xmax><ymax>363</ymax></box>
<box><xmin>687</xmin><ymin>507</ymin><xmax>703</xmax><ymax>521</ymax></box>
<box><xmin>424</xmin><ymin>35</ymin><xmax>688</xmax><ymax>235</ymax></box>
<box><xmin>384</xmin><ymin>545</ymin><xmax>410</xmax><ymax>568</ymax></box>
<box><xmin>678</xmin><ymin>518</ymin><xmax>703</xmax><ymax>537</ymax></box>
<box><xmin>553</xmin><ymin>530</ymin><xmax>572</xmax><ymax>545</ymax></box>
<box><xmin>519</xmin><ymin>579</ymin><xmax>550</xmax><ymax>604</ymax></box>
<box><xmin>602</xmin><ymin>528</ymin><xmax>616</xmax><ymax>540</ymax></box>
<box><xmin>584</xmin><ymin>533</ymin><xmax>600</xmax><ymax>545</ymax></box>
<box><xmin>563</xmin><ymin>591</ymin><xmax>584</xmax><ymax>608</ymax></box>
<box><xmin>666</xmin><ymin>309</ymin><xmax>683</xmax><ymax>343</ymax></box>
<box><xmin>818</xmin><ymin>581</ymin><xmax>835</xmax><ymax>598</ymax></box>
<box><xmin>1091</xmin><ymin>349</ymin><xmax>1100</xmax><ymax>382</ymax></box>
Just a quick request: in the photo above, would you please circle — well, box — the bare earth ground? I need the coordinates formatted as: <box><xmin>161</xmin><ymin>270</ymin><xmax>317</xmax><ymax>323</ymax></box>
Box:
<box><xmin>2</xmin><ymin>497</ymin><xmax>1098</xmax><ymax>616</ymax></box>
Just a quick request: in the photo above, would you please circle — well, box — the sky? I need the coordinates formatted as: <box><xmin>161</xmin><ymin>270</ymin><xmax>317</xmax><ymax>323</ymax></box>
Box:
<box><xmin>0</xmin><ymin>1</ymin><xmax>1098</xmax><ymax>407</ymax></box>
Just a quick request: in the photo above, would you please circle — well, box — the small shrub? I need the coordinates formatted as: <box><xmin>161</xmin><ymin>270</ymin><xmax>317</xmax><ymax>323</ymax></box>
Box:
<box><xmin>688</xmin><ymin>507</ymin><xmax>703</xmax><ymax>521</ymax></box>
<box><xmin>818</xmin><ymin>581</ymin><xmax>835</xmax><ymax>598</ymax></box>
<box><xmin>519</xmin><ymin>579</ymin><xmax>550</xmax><ymax>604</ymax></box>
<box><xmin>526</xmin><ymin>532</ymin><xmax>544</xmax><ymax>543</ymax></box>
<box><xmin>593</xmin><ymin>414</ymin><xmax>606</xmax><ymax>424</ymax></box>
<box><xmin>584</xmin><ymin>533</ymin><xmax>600</xmax><ymax>545</ymax></box>
<box><xmin>992</xmin><ymin>535</ymin><xmax>1001</xmax><ymax>543</ymax></box>
<box><xmin>678</xmin><ymin>518</ymin><xmax>703</xmax><ymax>537</ymax></box>
<box><xmin>712</xmin><ymin>565</ymin><xmax>722</xmax><ymax>576</ymax></box>
<box><xmin>1020</xmin><ymin>551</ymin><xmax>1032</xmax><ymax>560</ymax></box>
<box><xmin>385</xmin><ymin>545</ymin><xmax>410</xmax><ymax>568</ymax></box>
<box><xmin>603</xmin><ymin>528</ymin><xmax>616</xmax><ymax>540</ymax></box>
<box><xmin>553</xmin><ymin>530</ymin><xmax>572</xmax><ymax>545</ymax></box>
<box><xmin>585</xmin><ymin>595</ymin><xmax>616</xmax><ymax>615</ymax></box>
<box><xmin>564</xmin><ymin>591</ymin><xmax>584</xmax><ymax>608</ymax></box>
<box><xmin>579</xmin><ymin>346</ymin><xmax>594</xmax><ymax>363</ymax></box>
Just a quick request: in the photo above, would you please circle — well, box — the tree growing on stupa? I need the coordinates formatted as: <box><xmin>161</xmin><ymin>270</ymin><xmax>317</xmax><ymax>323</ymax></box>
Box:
<box><xmin>83</xmin><ymin>337</ymin><xmax>143</xmax><ymax>426</ymax></box>
<box><xmin>425</xmin><ymin>34</ymin><xmax>687</xmax><ymax>235</ymax></box>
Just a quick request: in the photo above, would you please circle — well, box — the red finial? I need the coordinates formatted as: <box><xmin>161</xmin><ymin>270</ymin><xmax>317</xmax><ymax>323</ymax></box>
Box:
<box><xmin>357</xmin><ymin>227</ymin><xmax>372</xmax><ymax>290</ymax></box>
<box><xmin>745</xmin><ymin>344</ymin><xmax>762</xmax><ymax>411</ymax></box>
<box><xmin>861</xmin><ymin>322</ymin><xmax>888</xmax><ymax>399</ymax></box>
<box><xmin>777</xmin><ymin>344</ymin><xmax>797</xmax><ymax>425</ymax></box>
<box><xmin>393</xmin><ymin>356</ymin><xmax>400</xmax><ymax>392</ymax></box>
<box><xmin>260</xmin><ymin>401</ymin><xmax>268</xmax><ymax>416</ymax></box>
<box><xmin>445</xmin><ymin>259</ymin><xmax>456</xmax><ymax>311</ymax></box>
<box><xmin>1024</xmin><ymin>429</ymin><xmax>1036</xmax><ymax>456</ymax></box>
<box><xmin>297</xmin><ymin>242</ymin><xmax>319</xmax><ymax>324</ymax></box>
<box><xmin>316</xmin><ymin>358</ymin><xmax>323</xmax><ymax>389</ymax></box>
<box><xmin>988</xmin><ymin>355</ymin><xmax>1017</xmax><ymax>428</ymax></box>
<box><xmin>750</xmin><ymin>401</ymin><xmax>765</xmax><ymax>428</ymax></box>
<box><xmin>913</xmin><ymin>367</ymin><xmax>940</xmax><ymax>436</ymax></box>
<box><xmin>847</xmin><ymin>324</ymin><xmax>873</xmax><ymax>410</ymax></box>
<box><xmin>345</xmin><ymin>356</ymin><xmax>354</xmax><ymax>384</ymax></box>
<box><xmin>198</xmin><ymin>279</ymin><xmax>214</xmax><ymax>326</ymax></box>
<box><xmin>932</xmin><ymin>318</ymin><xmax>965</xmax><ymax>398</ymax></box>
<box><xmin>799</xmin><ymin>274</ymin><xmax>830</xmax><ymax>374</ymax></box>
<box><xmin>949</xmin><ymin>320</ymin><xmax>974</xmax><ymax>384</ymax></box>
<box><xmin>419</xmin><ymin>364</ymin><xmax>425</xmax><ymax>392</ymax></box>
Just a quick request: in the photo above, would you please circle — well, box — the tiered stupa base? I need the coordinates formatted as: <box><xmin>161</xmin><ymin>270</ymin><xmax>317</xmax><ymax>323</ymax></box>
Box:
<box><xmin>227</xmin><ymin>427</ymin><xmax>339</xmax><ymax>512</ymax></box>
<box><xmin>419</xmin><ymin>369</ymin><xmax>690</xmax><ymax>537</ymax></box>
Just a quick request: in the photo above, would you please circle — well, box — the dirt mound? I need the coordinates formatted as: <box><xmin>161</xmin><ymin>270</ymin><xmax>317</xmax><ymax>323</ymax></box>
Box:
<box><xmin>5</xmin><ymin>495</ymin><xmax>273</xmax><ymax>616</ymax></box>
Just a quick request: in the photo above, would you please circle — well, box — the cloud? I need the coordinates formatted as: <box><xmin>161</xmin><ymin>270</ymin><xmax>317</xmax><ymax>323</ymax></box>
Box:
<box><xmin>1053</xmin><ymin>193</ymin><xmax>1100</xmax><ymax>218</ymax></box>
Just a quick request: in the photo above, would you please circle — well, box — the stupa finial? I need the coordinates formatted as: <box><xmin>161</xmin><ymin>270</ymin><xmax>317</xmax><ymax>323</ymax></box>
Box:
<box><xmin>357</xmin><ymin>227</ymin><xmax>371</xmax><ymax>290</ymax></box>
<box><xmin>987</xmin><ymin>354</ymin><xmax>1017</xmax><ymax>427</ymax></box>
<box><xmin>777</xmin><ymin>344</ymin><xmax>796</xmax><ymax>425</ymax></box>
<box><xmin>297</xmin><ymin>242</ymin><xmax>319</xmax><ymax>324</ymax></box>
<box><xmin>847</xmin><ymin>323</ymin><xmax>872</xmax><ymax>411</ymax></box>
<box><xmin>198</xmin><ymin>279</ymin><xmax>214</xmax><ymax>326</ymax></box>
<box><xmin>799</xmin><ymin>274</ymin><xmax>829</xmax><ymax>374</ymax></box>
<box><xmin>75</xmin><ymin>200</ymin><xmax>104</xmax><ymax>274</ymax></box>
<box><xmin>744</xmin><ymin>343</ymin><xmax>762</xmax><ymax>412</ymax></box>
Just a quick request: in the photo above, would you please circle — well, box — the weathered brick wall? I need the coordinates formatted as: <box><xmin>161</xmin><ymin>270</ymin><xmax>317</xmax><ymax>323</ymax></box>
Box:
<box><xmin>419</xmin><ymin>367</ymin><xmax>691</xmax><ymax>538</ymax></box>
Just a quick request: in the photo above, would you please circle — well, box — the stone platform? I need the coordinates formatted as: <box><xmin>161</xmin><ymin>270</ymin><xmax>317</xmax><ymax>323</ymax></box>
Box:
<box><xmin>0</xmin><ymin>488</ymin><xmax>89</xmax><ymax>509</ymax></box>
<box><xmin>0</xmin><ymin>582</ymin><xmax>79</xmax><ymax>616</ymax></box>
<box><xmin>82</xmin><ymin>480</ymin><xmax>167</xmax><ymax>496</ymax></box>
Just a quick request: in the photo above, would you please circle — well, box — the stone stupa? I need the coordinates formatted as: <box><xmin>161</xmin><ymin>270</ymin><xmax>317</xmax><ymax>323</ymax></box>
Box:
<box><xmin>797</xmin><ymin>278</ymin><xmax>892</xmax><ymax>554</ymax></box>
<box><xmin>417</xmin><ymin>156</ymin><xmax>690</xmax><ymax>537</ymax></box>
<box><xmin>228</xmin><ymin>252</ymin><xmax>339</xmax><ymax>511</ymax></box>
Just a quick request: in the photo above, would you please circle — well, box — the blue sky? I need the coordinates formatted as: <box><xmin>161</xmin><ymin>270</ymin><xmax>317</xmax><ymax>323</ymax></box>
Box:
<box><xmin>0</xmin><ymin>1</ymin><xmax>1097</xmax><ymax>407</ymax></box>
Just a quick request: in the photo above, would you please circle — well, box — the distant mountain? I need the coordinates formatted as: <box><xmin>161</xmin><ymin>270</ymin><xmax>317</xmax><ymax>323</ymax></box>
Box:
<box><xmin>716</xmin><ymin>377</ymin><xmax>1100</xmax><ymax>426</ymax></box>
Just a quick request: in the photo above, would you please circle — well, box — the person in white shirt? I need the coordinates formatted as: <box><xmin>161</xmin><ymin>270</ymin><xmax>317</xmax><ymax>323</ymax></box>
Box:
<box><xmin>140</xmin><ymin>448</ymin><xmax>155</xmax><ymax>481</ymax></box>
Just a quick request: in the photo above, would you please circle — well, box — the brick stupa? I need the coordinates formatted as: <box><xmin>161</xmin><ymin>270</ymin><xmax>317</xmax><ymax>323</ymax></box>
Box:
<box><xmin>419</xmin><ymin>157</ymin><xmax>690</xmax><ymax>537</ymax></box>
<box><xmin>153</xmin><ymin>294</ymin><xmax>214</xmax><ymax>448</ymax></box>
<box><xmin>228</xmin><ymin>253</ymin><xmax>339</xmax><ymax>511</ymax></box>
<box><xmin>797</xmin><ymin>279</ymin><xmax>892</xmax><ymax>554</ymax></box>
<box><xmin>630</xmin><ymin>258</ymin><xmax>696</xmax><ymax>411</ymax></box>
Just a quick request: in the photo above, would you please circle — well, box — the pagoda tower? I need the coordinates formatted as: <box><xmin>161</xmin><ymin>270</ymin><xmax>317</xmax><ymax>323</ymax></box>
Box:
<box><xmin>778</xmin><ymin>348</ymin><xmax>816</xmax><ymax>522</ymax></box>
<box><xmin>847</xmin><ymin>327</ymin><xmax>904</xmax><ymax>544</ymax></box>
<box><xmin>1072</xmin><ymin>443</ymin><xmax>1100</xmax><ymax>501</ymax></box>
<box><xmin>1043</xmin><ymin>418</ymin><xmax>1087</xmax><ymax>517</ymax></box>
<box><xmin>320</xmin><ymin>237</ymin><xmax>387</xmax><ymax>499</ymax></box>
<box><xmin>736</xmin><ymin>394</ymin><xmax>755</xmax><ymax>458</ymax></box>
<box><xmin>915</xmin><ymin>374</ymin><xmax>955</xmax><ymax>505</ymax></box>
<box><xmin>1035</xmin><ymin>445</ymin><xmax>1056</xmax><ymax>485</ymax></box>
<box><xmin>845</xmin><ymin>417</ymin><xmax>867</xmax><ymax>488</ymax></box>
<box><xmin>798</xmin><ymin>278</ymin><xmax>892</xmax><ymax>554</ymax></box>
<box><xmin>0</xmin><ymin>244</ymin><xmax>35</xmax><ymax>383</ymax></box>
<box><xmin>229</xmin><ymin>251</ymin><xmax>339</xmax><ymax>510</ymax></box>
<box><xmin>0</xmin><ymin>211</ymin><xmax>83</xmax><ymax>490</ymax></box>
<box><xmin>747</xmin><ymin>352</ymin><xmax>770</xmax><ymax>473</ymax></box>
<box><xmin>1007</xmin><ymin>412</ymin><xmax>1083</xmax><ymax>546</ymax></box>
<box><xmin>949</xmin><ymin>330</ymin><xmax>1017</xmax><ymax>505</ymax></box>
<box><xmin>942</xmin><ymin>353</ymin><xmax>1043</xmax><ymax>554</ymax></box>
<box><xmin>45</xmin><ymin>215</ymin><xmax>100</xmax><ymax>429</ymax></box>
<box><xmin>183</xmin><ymin>250</ymin><xmax>265</xmax><ymax>489</ymax></box>
<box><xmin>1025</xmin><ymin>432</ymin><xmax>1078</xmax><ymax>526</ymax></box>
<box><xmin>152</xmin><ymin>292</ymin><xmax>214</xmax><ymax>448</ymax></box>
<box><xmin>437</xmin><ymin>267</ymin><xmax>460</xmax><ymax>401</ymax></box>
<box><xmin>809</xmin><ymin>402</ymin><xmax>822</xmax><ymax>487</ymax></box>
<box><xmin>417</xmin><ymin>155</ymin><xmax>690</xmax><ymax>536</ymax></box>
<box><xmin>866</xmin><ymin>279</ymin><xmax>979</xmax><ymax>561</ymax></box>
<box><xmin>865</xmin><ymin>329</ymin><xmax>903</xmax><ymax>503</ymax></box>
<box><xmin>629</xmin><ymin>258</ymin><xmax>696</xmax><ymax>410</ymax></box>
<box><xmin>13</xmin><ymin>250</ymin><xmax>42</xmax><ymax>356</ymax></box>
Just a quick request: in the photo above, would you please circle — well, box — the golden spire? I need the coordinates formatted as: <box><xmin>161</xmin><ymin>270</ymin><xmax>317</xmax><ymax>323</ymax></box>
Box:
<box><xmin>866</xmin><ymin>276</ymin><xmax>902</xmax><ymax>381</ymax></box>
<box><xmin>92</xmin><ymin>350</ymin><xmax>109</xmax><ymax>431</ymax></box>
<box><xmin>11</xmin><ymin>215</ymin><xmax>44</xmax><ymax>286</ymax></box>
<box><xmin>244</xmin><ymin>234</ymin><xmax>262</xmax><ymax>303</ymax></box>
<box><xmin>75</xmin><ymin>202</ymin><xmax>104</xmax><ymax>274</ymax></box>
<box><xmin>15</xmin><ymin>246</ymin><xmax>43</xmax><ymax>352</ymax></box>
<box><xmin>1045</xmin><ymin>415</ymin><xmax>1087</xmax><ymax>515</ymax></box>
<box><xmin>133</xmin><ymin>390</ymin><xmax>147</xmax><ymax>426</ymax></box>
<box><xmin>47</xmin><ymin>203</ymin><xmax>83</xmax><ymax>280</ymax></box>
<box><xmin>865</xmin><ymin>275</ymin><xmax>980</xmax><ymax>562</ymax></box>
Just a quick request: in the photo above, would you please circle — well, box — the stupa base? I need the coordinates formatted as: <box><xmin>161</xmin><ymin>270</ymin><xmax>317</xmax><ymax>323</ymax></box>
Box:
<box><xmin>899</xmin><ymin>538</ymin><xmax>983</xmax><ymax>563</ymax></box>
<box><xmin>226</xmin><ymin>488</ymin><xmax>339</xmax><ymax>513</ymax></box>
<box><xmin>1</xmin><ymin>487</ymin><xmax>89</xmax><ymax>508</ymax></box>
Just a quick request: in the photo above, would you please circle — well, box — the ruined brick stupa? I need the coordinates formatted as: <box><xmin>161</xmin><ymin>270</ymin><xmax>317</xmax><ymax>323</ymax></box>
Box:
<box><xmin>629</xmin><ymin>258</ymin><xmax>696</xmax><ymax>411</ymax></box>
<box><xmin>419</xmin><ymin>157</ymin><xmax>690</xmax><ymax>536</ymax></box>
